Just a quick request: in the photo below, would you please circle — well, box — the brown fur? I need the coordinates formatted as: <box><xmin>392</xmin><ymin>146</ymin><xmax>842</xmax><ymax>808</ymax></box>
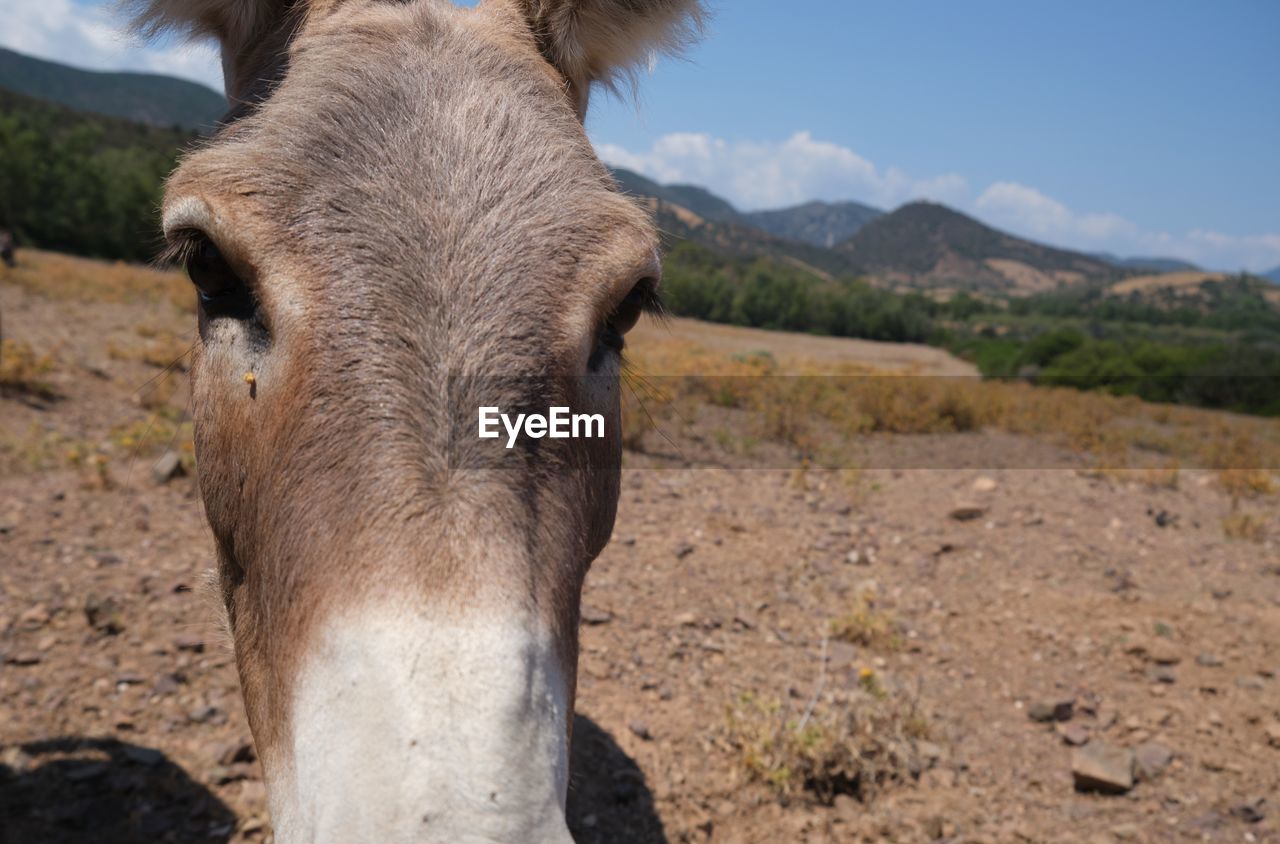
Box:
<box><xmin>132</xmin><ymin>0</ymin><xmax>703</xmax><ymax>817</ymax></box>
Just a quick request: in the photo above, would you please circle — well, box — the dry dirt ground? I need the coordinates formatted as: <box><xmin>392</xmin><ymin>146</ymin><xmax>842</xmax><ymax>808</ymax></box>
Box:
<box><xmin>2</xmin><ymin>253</ymin><xmax>1280</xmax><ymax>843</ymax></box>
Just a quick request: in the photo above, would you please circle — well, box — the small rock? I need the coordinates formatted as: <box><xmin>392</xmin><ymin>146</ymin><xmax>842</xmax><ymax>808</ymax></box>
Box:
<box><xmin>4</xmin><ymin>652</ymin><xmax>42</xmax><ymax>666</ymax></box>
<box><xmin>971</xmin><ymin>476</ymin><xmax>998</xmax><ymax>493</ymax></box>
<box><xmin>673</xmin><ymin>543</ymin><xmax>695</xmax><ymax>559</ymax></box>
<box><xmin>845</xmin><ymin>549</ymin><xmax>864</xmax><ymax>565</ymax></box>
<box><xmin>1195</xmin><ymin>652</ymin><xmax>1223</xmax><ymax>667</ymax></box>
<box><xmin>1028</xmin><ymin>698</ymin><xmax>1075</xmax><ymax>723</ymax></box>
<box><xmin>173</xmin><ymin>634</ymin><xmax>205</xmax><ymax>653</ymax></box>
<box><xmin>1072</xmin><ymin>743</ymin><xmax>1135</xmax><ymax>794</ymax></box>
<box><xmin>1264</xmin><ymin>723</ymin><xmax>1280</xmax><ymax>748</ymax></box>
<box><xmin>948</xmin><ymin>504</ymin><xmax>986</xmax><ymax>522</ymax></box>
<box><xmin>122</xmin><ymin>746</ymin><xmax>164</xmax><ymax>767</ymax></box>
<box><xmin>219</xmin><ymin>741</ymin><xmax>257</xmax><ymax>766</ymax></box>
<box><xmin>1110</xmin><ymin>823</ymin><xmax>1140</xmax><ymax>840</ymax></box>
<box><xmin>84</xmin><ymin>593</ymin><xmax>124</xmax><ymax>635</ymax></box>
<box><xmin>1057</xmin><ymin>723</ymin><xmax>1090</xmax><ymax>746</ymax></box>
<box><xmin>628</xmin><ymin>721</ymin><xmax>652</xmax><ymax>741</ymax></box>
<box><xmin>209</xmin><ymin>765</ymin><xmax>247</xmax><ymax>785</ymax></box>
<box><xmin>1236</xmin><ymin>675</ymin><xmax>1266</xmax><ymax>691</ymax></box>
<box><xmin>1231</xmin><ymin>798</ymin><xmax>1266</xmax><ymax>824</ymax></box>
<box><xmin>1147</xmin><ymin>640</ymin><xmax>1181</xmax><ymax>665</ymax></box>
<box><xmin>580</xmin><ymin>606</ymin><xmax>612</xmax><ymax>625</ymax></box>
<box><xmin>152</xmin><ymin>451</ymin><xmax>185</xmax><ymax>485</ymax></box>
<box><xmin>1133</xmin><ymin>742</ymin><xmax>1173</xmax><ymax>781</ymax></box>
<box><xmin>1147</xmin><ymin>665</ymin><xmax>1177</xmax><ymax>684</ymax></box>
<box><xmin>675</xmin><ymin>612</ymin><xmax>698</xmax><ymax>627</ymax></box>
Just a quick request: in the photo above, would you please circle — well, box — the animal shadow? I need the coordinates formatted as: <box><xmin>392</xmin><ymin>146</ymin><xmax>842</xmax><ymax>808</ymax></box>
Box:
<box><xmin>0</xmin><ymin>737</ymin><xmax>236</xmax><ymax>844</ymax></box>
<box><xmin>567</xmin><ymin>715</ymin><xmax>668</xmax><ymax>844</ymax></box>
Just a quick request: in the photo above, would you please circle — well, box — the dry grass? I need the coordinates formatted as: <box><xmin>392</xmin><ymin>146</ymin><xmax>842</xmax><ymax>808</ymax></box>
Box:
<box><xmin>623</xmin><ymin>325</ymin><xmax>1280</xmax><ymax>479</ymax></box>
<box><xmin>1222</xmin><ymin>512</ymin><xmax>1267</xmax><ymax>543</ymax></box>
<box><xmin>722</xmin><ymin>674</ymin><xmax>929</xmax><ymax>804</ymax></box>
<box><xmin>0</xmin><ymin>339</ymin><xmax>58</xmax><ymax>398</ymax></box>
<box><xmin>829</xmin><ymin>587</ymin><xmax>900</xmax><ymax>651</ymax></box>
<box><xmin>3</xmin><ymin>249</ymin><xmax>193</xmax><ymax>313</ymax></box>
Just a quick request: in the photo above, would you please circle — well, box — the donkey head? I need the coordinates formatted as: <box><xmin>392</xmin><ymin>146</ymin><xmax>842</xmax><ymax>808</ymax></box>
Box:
<box><xmin>132</xmin><ymin>0</ymin><xmax>702</xmax><ymax>839</ymax></box>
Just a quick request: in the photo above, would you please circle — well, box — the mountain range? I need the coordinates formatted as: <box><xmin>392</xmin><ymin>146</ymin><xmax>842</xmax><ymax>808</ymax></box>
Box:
<box><xmin>3</xmin><ymin>45</ymin><xmax>1263</xmax><ymax>299</ymax></box>
<box><xmin>610</xmin><ymin>165</ymin><xmax>1165</xmax><ymax>296</ymax></box>
<box><xmin>0</xmin><ymin>46</ymin><xmax>225</xmax><ymax>132</ymax></box>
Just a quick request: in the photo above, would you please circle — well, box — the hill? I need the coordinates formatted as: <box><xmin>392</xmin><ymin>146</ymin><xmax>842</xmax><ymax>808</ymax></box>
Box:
<box><xmin>0</xmin><ymin>88</ymin><xmax>197</xmax><ymax>260</ymax></box>
<box><xmin>742</xmin><ymin>200</ymin><xmax>883</xmax><ymax>248</ymax></box>
<box><xmin>1263</xmin><ymin>266</ymin><xmax>1280</xmax><ymax>285</ymax></box>
<box><xmin>1092</xmin><ymin>252</ymin><xmax>1200</xmax><ymax>273</ymax></box>
<box><xmin>609</xmin><ymin>167</ymin><xmax>740</xmax><ymax>224</ymax></box>
<box><xmin>0</xmin><ymin>46</ymin><xmax>224</xmax><ymax>132</ymax></box>
<box><xmin>837</xmin><ymin>201</ymin><xmax>1123</xmax><ymax>295</ymax></box>
<box><xmin>609</xmin><ymin>168</ymin><xmax>856</xmax><ymax>278</ymax></box>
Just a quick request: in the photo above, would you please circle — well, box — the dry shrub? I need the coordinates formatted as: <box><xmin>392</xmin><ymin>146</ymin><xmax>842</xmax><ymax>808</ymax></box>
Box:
<box><xmin>723</xmin><ymin>677</ymin><xmax>928</xmax><ymax>804</ymax></box>
<box><xmin>1223</xmin><ymin>512</ymin><xmax>1266</xmax><ymax>543</ymax></box>
<box><xmin>0</xmin><ymin>339</ymin><xmax>57</xmax><ymax>397</ymax></box>
<box><xmin>829</xmin><ymin>587</ymin><xmax>900</xmax><ymax>651</ymax></box>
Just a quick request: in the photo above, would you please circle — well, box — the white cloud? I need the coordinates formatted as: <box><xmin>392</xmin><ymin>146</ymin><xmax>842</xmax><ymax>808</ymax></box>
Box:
<box><xmin>596</xmin><ymin>130</ymin><xmax>968</xmax><ymax>211</ymax></box>
<box><xmin>2</xmin><ymin>0</ymin><xmax>223</xmax><ymax>91</ymax></box>
<box><xmin>976</xmin><ymin>181</ymin><xmax>1280</xmax><ymax>272</ymax></box>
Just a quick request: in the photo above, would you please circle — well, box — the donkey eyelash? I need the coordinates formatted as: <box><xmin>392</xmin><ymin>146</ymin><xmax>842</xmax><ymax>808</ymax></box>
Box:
<box><xmin>156</xmin><ymin>229</ymin><xmax>206</xmax><ymax>269</ymax></box>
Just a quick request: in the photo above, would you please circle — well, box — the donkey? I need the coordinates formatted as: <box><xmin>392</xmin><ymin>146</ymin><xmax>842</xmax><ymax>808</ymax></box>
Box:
<box><xmin>129</xmin><ymin>0</ymin><xmax>703</xmax><ymax>839</ymax></box>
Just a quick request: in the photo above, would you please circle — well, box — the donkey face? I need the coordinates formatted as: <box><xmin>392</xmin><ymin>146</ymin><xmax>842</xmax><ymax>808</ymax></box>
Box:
<box><xmin>137</xmin><ymin>0</ymin><xmax>701</xmax><ymax>839</ymax></box>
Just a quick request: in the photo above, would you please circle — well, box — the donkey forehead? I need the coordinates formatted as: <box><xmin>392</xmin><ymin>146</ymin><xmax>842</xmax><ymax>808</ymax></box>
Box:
<box><xmin>167</xmin><ymin>0</ymin><xmax>653</xmax><ymax>263</ymax></box>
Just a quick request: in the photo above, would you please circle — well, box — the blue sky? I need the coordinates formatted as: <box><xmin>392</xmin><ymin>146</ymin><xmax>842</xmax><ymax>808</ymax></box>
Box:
<box><xmin>7</xmin><ymin>0</ymin><xmax>1279</xmax><ymax>270</ymax></box>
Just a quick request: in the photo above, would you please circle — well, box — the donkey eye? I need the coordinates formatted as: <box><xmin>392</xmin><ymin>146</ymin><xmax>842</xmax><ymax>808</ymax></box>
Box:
<box><xmin>597</xmin><ymin>277</ymin><xmax>660</xmax><ymax>359</ymax></box>
<box><xmin>185</xmin><ymin>238</ymin><xmax>255</xmax><ymax>319</ymax></box>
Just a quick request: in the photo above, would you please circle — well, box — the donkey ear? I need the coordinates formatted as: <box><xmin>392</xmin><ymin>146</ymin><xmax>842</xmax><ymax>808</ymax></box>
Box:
<box><xmin>507</xmin><ymin>0</ymin><xmax>705</xmax><ymax>116</ymax></box>
<box><xmin>126</xmin><ymin>0</ymin><xmax>295</xmax><ymax>104</ymax></box>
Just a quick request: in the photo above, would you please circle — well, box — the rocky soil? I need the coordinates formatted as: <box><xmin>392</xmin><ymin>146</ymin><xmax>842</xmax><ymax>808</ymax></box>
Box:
<box><xmin>3</xmin><ymin>267</ymin><xmax>1279</xmax><ymax>843</ymax></box>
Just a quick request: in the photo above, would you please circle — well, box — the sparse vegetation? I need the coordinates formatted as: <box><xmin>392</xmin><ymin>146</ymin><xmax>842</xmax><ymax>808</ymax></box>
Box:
<box><xmin>0</xmin><ymin>339</ymin><xmax>58</xmax><ymax>398</ymax></box>
<box><xmin>829</xmin><ymin>588</ymin><xmax>900</xmax><ymax>651</ymax></box>
<box><xmin>722</xmin><ymin>680</ymin><xmax>929</xmax><ymax>804</ymax></box>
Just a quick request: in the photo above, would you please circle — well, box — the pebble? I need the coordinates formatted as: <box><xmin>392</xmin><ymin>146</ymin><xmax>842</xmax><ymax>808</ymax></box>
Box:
<box><xmin>580</xmin><ymin>606</ymin><xmax>613</xmax><ymax>625</ymax></box>
<box><xmin>1071</xmin><ymin>743</ymin><xmax>1135</xmax><ymax>794</ymax></box>
<box><xmin>152</xmin><ymin>451</ymin><xmax>185</xmax><ymax>484</ymax></box>
<box><xmin>1057</xmin><ymin>723</ymin><xmax>1090</xmax><ymax>746</ymax></box>
<box><xmin>83</xmin><ymin>593</ymin><xmax>125</xmax><ymax>635</ymax></box>
<box><xmin>173</xmin><ymin>633</ymin><xmax>205</xmax><ymax>653</ymax></box>
<box><xmin>1028</xmin><ymin>698</ymin><xmax>1075</xmax><ymax>723</ymax></box>
<box><xmin>1133</xmin><ymin>742</ymin><xmax>1173</xmax><ymax>781</ymax></box>
<box><xmin>949</xmin><ymin>504</ymin><xmax>986</xmax><ymax>522</ymax></box>
<box><xmin>1195</xmin><ymin>652</ymin><xmax>1223</xmax><ymax>667</ymax></box>
<box><xmin>628</xmin><ymin>721</ymin><xmax>653</xmax><ymax>741</ymax></box>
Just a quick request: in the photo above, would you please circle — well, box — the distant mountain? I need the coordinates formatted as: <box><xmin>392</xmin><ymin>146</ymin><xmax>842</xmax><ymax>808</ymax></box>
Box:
<box><xmin>609</xmin><ymin>168</ymin><xmax>740</xmax><ymax>224</ymax></box>
<box><xmin>1263</xmin><ymin>266</ymin><xmax>1280</xmax><ymax>285</ymax></box>
<box><xmin>609</xmin><ymin>167</ymin><xmax>854</xmax><ymax>278</ymax></box>
<box><xmin>743</xmin><ymin>200</ymin><xmax>883</xmax><ymax>248</ymax></box>
<box><xmin>0</xmin><ymin>46</ymin><xmax>225</xmax><ymax>132</ymax></box>
<box><xmin>837</xmin><ymin>202</ymin><xmax>1123</xmax><ymax>295</ymax></box>
<box><xmin>1092</xmin><ymin>252</ymin><xmax>1200</xmax><ymax>274</ymax></box>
